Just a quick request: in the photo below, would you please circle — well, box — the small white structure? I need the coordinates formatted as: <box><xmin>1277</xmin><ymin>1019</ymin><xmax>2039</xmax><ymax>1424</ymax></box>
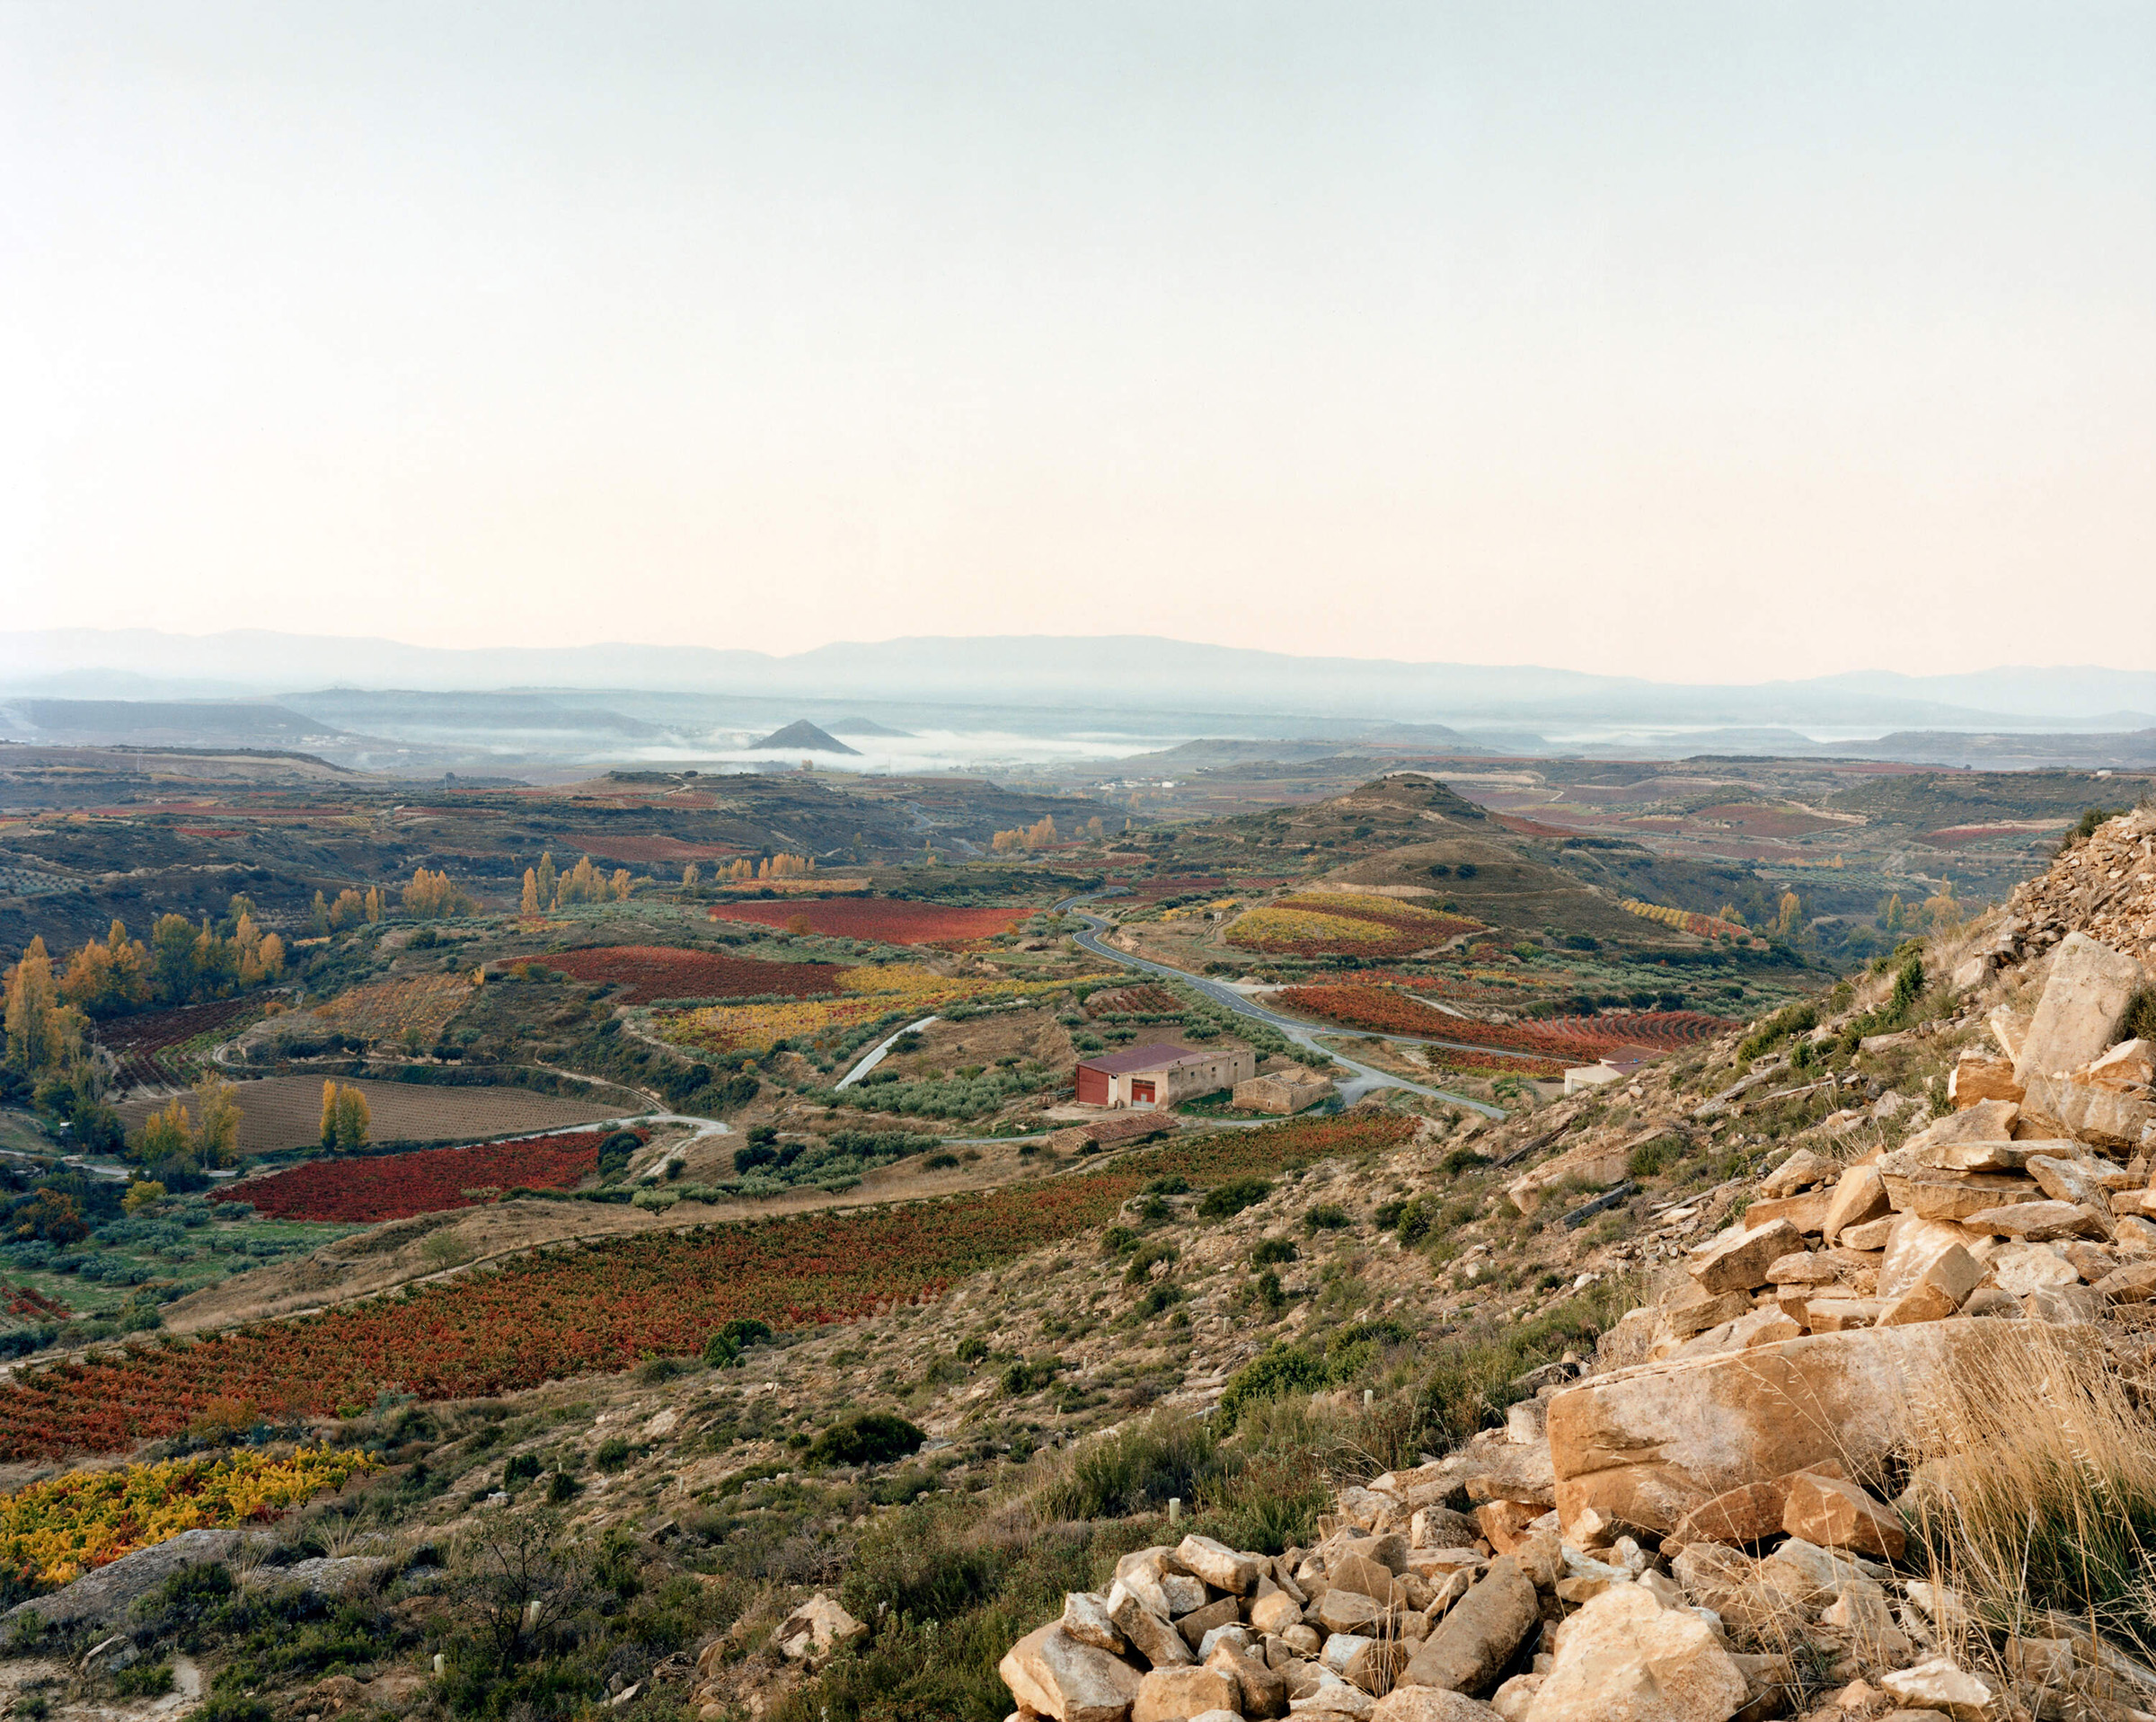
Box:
<box><xmin>1563</xmin><ymin>1058</ymin><xmax>1646</xmax><ymax>1098</ymax></box>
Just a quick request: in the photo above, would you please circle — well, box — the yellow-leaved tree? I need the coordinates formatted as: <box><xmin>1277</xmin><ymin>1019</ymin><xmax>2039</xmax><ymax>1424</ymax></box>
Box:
<box><xmin>4</xmin><ymin>939</ymin><xmax>86</xmax><ymax>1079</ymax></box>
<box><xmin>403</xmin><ymin>867</ymin><xmax>475</xmax><ymax>920</ymax></box>
<box><xmin>333</xmin><ymin>1084</ymin><xmax>370</xmax><ymax>1151</ymax></box>
<box><xmin>520</xmin><ymin>869</ymin><xmax>540</xmax><ymax>915</ymax></box>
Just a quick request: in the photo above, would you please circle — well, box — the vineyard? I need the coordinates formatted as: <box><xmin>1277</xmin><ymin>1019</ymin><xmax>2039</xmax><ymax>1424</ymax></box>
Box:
<box><xmin>94</xmin><ymin>997</ymin><xmax>261</xmax><ymax>1088</ymax></box>
<box><xmin>309</xmin><ymin>974</ymin><xmax>473</xmax><ymax>1044</ymax></box>
<box><xmin>663</xmin><ymin>963</ymin><xmax>1072</xmax><ymax>1055</ymax></box>
<box><xmin>0</xmin><ymin>1447</ymin><xmax>376</xmax><ymax>1588</ymax></box>
<box><xmin>114</xmin><ymin>1076</ymin><xmax>623</xmax><ymax>1156</ymax></box>
<box><xmin>1226</xmin><ymin>892</ymin><xmax>1481</xmax><ymax>958</ymax></box>
<box><xmin>707</xmin><ymin>897</ymin><xmax>1023</xmax><ymax>944</ymax></box>
<box><xmin>216</xmin><ymin>1127</ymin><xmax>643</xmax><ymax>1223</ymax></box>
<box><xmin>536</xmin><ymin>944</ymin><xmax>842</xmax><ymax>1003</ymax></box>
<box><xmin>0</xmin><ymin>1113</ymin><xmax>1411</xmax><ymax>1461</ymax></box>
<box><xmin>1618</xmin><ymin>897</ymin><xmax>1750</xmax><ymax>940</ymax></box>
<box><xmin>1274</xmin><ymin>985</ymin><xmax>1719</xmax><ymax>1064</ymax></box>
<box><xmin>1085</xmin><ymin>983</ymin><xmax>1182</xmax><ymax>1016</ymax></box>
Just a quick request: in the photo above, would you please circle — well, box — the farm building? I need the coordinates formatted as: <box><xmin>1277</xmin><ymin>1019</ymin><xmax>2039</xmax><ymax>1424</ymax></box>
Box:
<box><xmin>1074</xmin><ymin>1041</ymin><xmax>1256</xmax><ymax>1110</ymax></box>
<box><xmin>1233</xmin><ymin>1067</ymin><xmax>1335</xmax><ymax>1116</ymax></box>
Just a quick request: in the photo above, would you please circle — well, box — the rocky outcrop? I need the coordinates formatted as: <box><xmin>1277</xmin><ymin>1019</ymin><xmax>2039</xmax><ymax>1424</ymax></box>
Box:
<box><xmin>992</xmin><ymin>817</ymin><xmax>2156</xmax><ymax>1722</ymax></box>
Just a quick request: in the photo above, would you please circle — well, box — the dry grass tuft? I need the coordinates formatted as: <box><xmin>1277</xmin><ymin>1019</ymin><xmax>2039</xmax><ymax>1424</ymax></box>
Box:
<box><xmin>1901</xmin><ymin>1321</ymin><xmax>2156</xmax><ymax>1665</ymax></box>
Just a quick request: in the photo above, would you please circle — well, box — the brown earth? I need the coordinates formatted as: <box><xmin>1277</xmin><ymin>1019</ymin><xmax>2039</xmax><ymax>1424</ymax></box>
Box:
<box><xmin>113</xmin><ymin>1073</ymin><xmax>631</xmax><ymax>1154</ymax></box>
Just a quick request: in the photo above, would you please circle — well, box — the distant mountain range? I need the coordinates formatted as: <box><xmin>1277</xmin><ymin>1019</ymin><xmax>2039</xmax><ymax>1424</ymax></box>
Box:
<box><xmin>4</xmin><ymin>627</ymin><xmax>2155</xmax><ymax>732</ymax></box>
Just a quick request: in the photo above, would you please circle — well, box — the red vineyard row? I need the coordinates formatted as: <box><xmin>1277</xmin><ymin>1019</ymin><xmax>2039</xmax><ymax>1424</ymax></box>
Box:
<box><xmin>213</xmin><ymin>1129</ymin><xmax>646</xmax><ymax>1224</ymax></box>
<box><xmin>0</xmin><ymin>1114</ymin><xmax>1412</xmax><ymax>1461</ymax></box>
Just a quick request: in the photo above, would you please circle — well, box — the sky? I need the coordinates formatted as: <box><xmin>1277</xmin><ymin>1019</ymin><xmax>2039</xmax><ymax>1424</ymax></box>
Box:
<box><xmin>4</xmin><ymin>3</ymin><xmax>2153</xmax><ymax>680</ymax></box>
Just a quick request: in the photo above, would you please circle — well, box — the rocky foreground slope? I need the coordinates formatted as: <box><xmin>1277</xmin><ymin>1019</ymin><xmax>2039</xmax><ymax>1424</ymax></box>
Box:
<box><xmin>995</xmin><ymin>807</ymin><xmax>2156</xmax><ymax>1722</ymax></box>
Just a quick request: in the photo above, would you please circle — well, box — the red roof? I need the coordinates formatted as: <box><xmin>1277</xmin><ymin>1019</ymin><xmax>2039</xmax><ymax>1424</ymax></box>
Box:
<box><xmin>1075</xmin><ymin>1042</ymin><xmax>1205</xmax><ymax>1076</ymax></box>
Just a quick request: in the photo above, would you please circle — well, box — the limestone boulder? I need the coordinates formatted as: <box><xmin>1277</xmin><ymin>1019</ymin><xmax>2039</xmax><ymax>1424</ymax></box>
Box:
<box><xmin>1669</xmin><ymin>1460</ymin><xmax>1847</xmax><ymax>1547</ymax></box>
<box><xmin>1134</xmin><ymin>1665</ymin><xmax>1240</xmax><ymax>1722</ymax></box>
<box><xmin>1961</xmin><ymin>1200</ymin><xmax>2108</xmax><ymax>1241</ymax></box>
<box><xmin>773</xmin><ymin>1592</ymin><xmax>866</xmax><ymax>1666</ymax></box>
<box><xmin>1739</xmin><ymin>1189</ymin><xmax>1832</xmax><ymax>1235</ymax></box>
<box><xmin>1179</xmin><ymin>1535</ymin><xmax>1264</xmax><ymax>1595</ymax></box>
<box><xmin>1689</xmin><ymin>1219</ymin><xmax>1802</xmax><ymax>1294</ymax></box>
<box><xmin>1548</xmin><ymin>1319</ymin><xmax>2075</xmax><ymax>1534</ymax></box>
<box><xmin>1900</xmin><ymin>1099</ymin><xmax>2022</xmax><ymax>1155</ymax></box>
<box><xmin>1922</xmin><ymin>1140</ymin><xmax>2034</xmax><ymax>1172</ymax></box>
<box><xmin>1322</xmin><ymin>1633</ymin><xmax>1407</xmax><ymax>1696</ymax></box>
<box><xmin>1660</xmin><ymin>1285</ymin><xmax>1754</xmax><ymax>1341</ymax></box>
<box><xmin>2022</xmin><ymin>1072</ymin><xmax>2156</xmax><ymax>1149</ymax></box>
<box><xmin>1821</xmin><ymin>1163</ymin><xmax>1892</xmax><ymax>1244</ymax></box>
<box><xmin>1251</xmin><ymin>1590</ymin><xmax>1305</xmax><ymax>1637</ymax></box>
<box><xmin>1209</xmin><ymin>1640</ymin><xmax>1289</xmax><ymax>1717</ymax></box>
<box><xmin>2014</xmin><ymin>932</ymin><xmax>2147</xmax><ymax>1087</ymax></box>
<box><xmin>1759</xmin><ymin>1148</ymin><xmax>1834</xmax><ymax>1198</ymax></box>
<box><xmin>1780</xmin><ymin>1472</ymin><xmax>1906</xmax><ymax>1561</ymax></box>
<box><xmin>1330</xmin><ymin>1551</ymin><xmax>1401</xmax><ymax>1603</ymax></box>
<box><xmin>1065</xmin><ymin>1592</ymin><xmax>1127</xmax><ymax>1654</ymax></box>
<box><xmin>1880</xmin><ymin>1169</ymin><xmax>2043</xmax><ymax>1224</ymax></box>
<box><xmin>2026</xmin><ymin>1154</ymin><xmax>2116</xmax><ymax>1211</ymax></box>
<box><xmin>1878</xmin><ymin>1656</ymin><xmax>1997</xmax><ymax>1721</ymax></box>
<box><xmin>1002</xmin><ymin>1624</ymin><xmax>1147</xmax><ymax>1722</ymax></box>
<box><xmin>1880</xmin><ymin>1216</ymin><xmax>1986</xmax><ymax>1299</ymax></box>
<box><xmin>2095</xmin><ymin>1259</ymin><xmax>2156</xmax><ymax>1303</ymax></box>
<box><xmin>1177</xmin><ymin>1596</ymin><xmax>1241</xmax><ymax>1649</ymax></box>
<box><xmin>1948</xmin><ymin>1053</ymin><xmax>2023</xmax><ymax>1109</ymax></box>
<box><xmin>1316</xmin><ymin>1588</ymin><xmax>1388</xmax><ymax>1636</ymax></box>
<box><xmin>1876</xmin><ymin>1244</ymin><xmax>1983</xmax><ymax>1328</ymax></box>
<box><xmin>1399</xmin><ymin>1555</ymin><xmax>1539</xmax><ymax>1695</ymax></box>
<box><xmin>1985</xmin><ymin>1242</ymin><xmax>2080</xmax><ymax>1295</ymax></box>
<box><xmin>1372</xmin><ymin>1690</ymin><xmax>1502</xmax><ymax>1721</ymax></box>
<box><xmin>1110</xmin><ymin>1585</ymin><xmax>1197</xmax><ymax>1668</ymax></box>
<box><xmin>1522</xmin><ymin>1583</ymin><xmax>1748</xmax><ymax>1722</ymax></box>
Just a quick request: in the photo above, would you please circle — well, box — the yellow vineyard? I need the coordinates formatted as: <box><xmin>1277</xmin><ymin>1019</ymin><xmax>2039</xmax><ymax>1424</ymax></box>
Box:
<box><xmin>0</xmin><ymin>1447</ymin><xmax>378</xmax><ymax>1588</ymax></box>
<box><xmin>662</xmin><ymin>963</ymin><xmax>1072</xmax><ymax>1055</ymax></box>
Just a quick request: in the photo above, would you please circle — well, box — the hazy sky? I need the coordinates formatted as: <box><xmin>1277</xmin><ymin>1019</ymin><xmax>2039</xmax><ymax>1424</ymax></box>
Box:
<box><xmin>4</xmin><ymin>3</ymin><xmax>2152</xmax><ymax>678</ymax></box>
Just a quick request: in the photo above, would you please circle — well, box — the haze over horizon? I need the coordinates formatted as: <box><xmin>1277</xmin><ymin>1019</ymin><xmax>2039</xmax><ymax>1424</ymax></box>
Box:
<box><xmin>6</xmin><ymin>4</ymin><xmax>2154</xmax><ymax>677</ymax></box>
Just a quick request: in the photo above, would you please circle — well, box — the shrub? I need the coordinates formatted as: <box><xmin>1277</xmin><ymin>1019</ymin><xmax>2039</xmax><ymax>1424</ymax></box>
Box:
<box><xmin>111</xmin><ymin>1662</ymin><xmax>175</xmax><ymax>1698</ymax></box>
<box><xmin>1250</xmin><ymin>1237</ymin><xmax>1297</xmax><ymax>1267</ymax></box>
<box><xmin>1133</xmin><ymin>1285</ymin><xmax>1182</xmax><ymax>1320</ymax></box>
<box><xmin>1001</xmin><ymin>1359</ymin><xmax>1060</xmax><ymax>1395</ymax></box>
<box><xmin>1100</xmin><ymin>1225</ymin><xmax>1140</xmax><ymax>1258</ymax></box>
<box><xmin>923</xmin><ymin>1152</ymin><xmax>961</xmax><ymax>1170</ymax></box>
<box><xmin>808</xmin><ymin>1410</ymin><xmax>926</xmax><ymax>1467</ymax></box>
<box><xmin>1303</xmin><ymin>1203</ymin><xmax>1351</xmax><ymax>1233</ymax></box>
<box><xmin>1215</xmin><ymin>1344</ymin><xmax>1330</xmax><ymax>1431</ymax></box>
<box><xmin>502</xmin><ymin>1453</ymin><xmax>541</xmax><ymax>1486</ymax></box>
<box><xmin>1254</xmin><ymin>1270</ymin><xmax>1286</xmax><ymax>1313</ymax></box>
<box><xmin>1042</xmin><ymin>1414</ymin><xmax>1228</xmax><ymax>1521</ymax></box>
<box><xmin>1123</xmin><ymin>1241</ymin><xmax>1178</xmax><ymax>1285</ymax></box>
<box><xmin>1626</xmin><ymin>1135</ymin><xmax>1683</xmax><ymax>1179</ymax></box>
<box><xmin>2125</xmin><ymin>988</ymin><xmax>2156</xmax><ymax>1045</ymax></box>
<box><xmin>1144</xmin><ymin>1175</ymin><xmax>1191</xmax><ymax>1195</ymax></box>
<box><xmin>1198</xmin><ymin>1177</ymin><xmax>1273</xmax><ymax>1220</ymax></box>
<box><xmin>593</xmin><ymin>1438</ymin><xmax>632</xmax><ymax>1472</ymax></box>
<box><xmin>1737</xmin><ymin>1002</ymin><xmax>1818</xmax><ymax>1063</ymax></box>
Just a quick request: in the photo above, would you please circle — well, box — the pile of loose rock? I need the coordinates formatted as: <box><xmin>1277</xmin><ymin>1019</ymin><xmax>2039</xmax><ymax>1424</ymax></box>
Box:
<box><xmin>1604</xmin><ymin>925</ymin><xmax>2153</xmax><ymax>1377</ymax></box>
<box><xmin>1995</xmin><ymin>806</ymin><xmax>2156</xmax><ymax>972</ymax></box>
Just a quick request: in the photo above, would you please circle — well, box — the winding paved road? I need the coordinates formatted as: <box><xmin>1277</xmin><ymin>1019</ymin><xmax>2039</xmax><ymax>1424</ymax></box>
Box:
<box><xmin>1056</xmin><ymin>896</ymin><xmax>1507</xmax><ymax>1118</ymax></box>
